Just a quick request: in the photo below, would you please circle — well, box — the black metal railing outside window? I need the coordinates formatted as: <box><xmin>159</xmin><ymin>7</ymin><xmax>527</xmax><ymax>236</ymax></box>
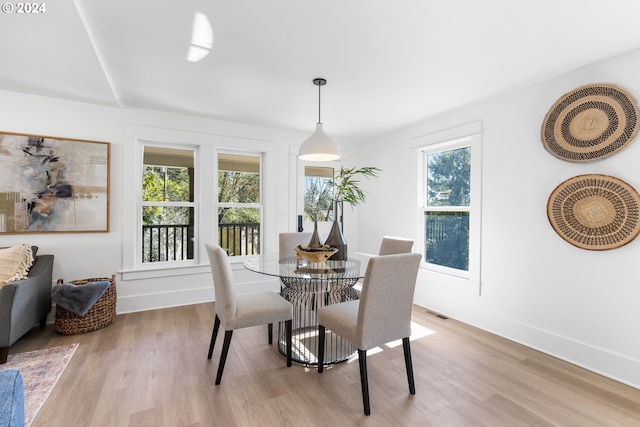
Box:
<box><xmin>142</xmin><ymin>224</ymin><xmax>193</xmax><ymax>263</ymax></box>
<box><xmin>218</xmin><ymin>222</ymin><xmax>260</xmax><ymax>256</ymax></box>
<box><xmin>142</xmin><ymin>222</ymin><xmax>260</xmax><ymax>263</ymax></box>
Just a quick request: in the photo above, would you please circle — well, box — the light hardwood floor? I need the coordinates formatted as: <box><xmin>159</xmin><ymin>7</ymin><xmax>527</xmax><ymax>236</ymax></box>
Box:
<box><xmin>10</xmin><ymin>303</ymin><xmax>640</xmax><ymax>426</ymax></box>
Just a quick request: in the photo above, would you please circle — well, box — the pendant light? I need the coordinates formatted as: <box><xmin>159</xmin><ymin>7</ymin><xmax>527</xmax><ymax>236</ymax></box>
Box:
<box><xmin>298</xmin><ymin>78</ymin><xmax>341</xmax><ymax>161</ymax></box>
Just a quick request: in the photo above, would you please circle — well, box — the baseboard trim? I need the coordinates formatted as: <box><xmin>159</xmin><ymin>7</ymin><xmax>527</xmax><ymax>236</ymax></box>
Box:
<box><xmin>115</xmin><ymin>278</ymin><xmax>279</xmax><ymax>314</ymax></box>
<box><xmin>414</xmin><ymin>300</ymin><xmax>640</xmax><ymax>390</ymax></box>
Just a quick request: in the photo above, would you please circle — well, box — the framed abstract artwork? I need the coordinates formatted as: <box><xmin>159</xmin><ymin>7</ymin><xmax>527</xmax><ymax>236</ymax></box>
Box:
<box><xmin>0</xmin><ymin>132</ymin><xmax>110</xmax><ymax>233</ymax></box>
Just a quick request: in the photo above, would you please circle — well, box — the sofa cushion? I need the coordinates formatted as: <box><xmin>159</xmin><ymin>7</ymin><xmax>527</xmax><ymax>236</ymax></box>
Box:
<box><xmin>0</xmin><ymin>244</ymin><xmax>34</xmax><ymax>287</ymax></box>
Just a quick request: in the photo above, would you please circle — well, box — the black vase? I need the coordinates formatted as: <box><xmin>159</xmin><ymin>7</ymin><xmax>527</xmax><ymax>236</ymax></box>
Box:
<box><xmin>307</xmin><ymin>214</ymin><xmax>323</xmax><ymax>248</ymax></box>
<box><xmin>324</xmin><ymin>201</ymin><xmax>347</xmax><ymax>260</ymax></box>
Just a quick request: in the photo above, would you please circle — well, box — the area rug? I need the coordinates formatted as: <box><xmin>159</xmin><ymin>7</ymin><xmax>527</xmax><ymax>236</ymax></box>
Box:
<box><xmin>0</xmin><ymin>344</ymin><xmax>78</xmax><ymax>427</ymax></box>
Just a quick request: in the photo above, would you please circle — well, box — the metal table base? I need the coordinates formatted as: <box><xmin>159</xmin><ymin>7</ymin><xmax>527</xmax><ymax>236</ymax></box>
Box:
<box><xmin>278</xmin><ymin>276</ymin><xmax>360</xmax><ymax>365</ymax></box>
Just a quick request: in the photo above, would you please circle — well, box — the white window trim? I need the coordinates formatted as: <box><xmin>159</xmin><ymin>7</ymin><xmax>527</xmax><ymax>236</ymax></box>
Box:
<box><xmin>296</xmin><ymin>158</ymin><xmax>342</xmax><ymax>227</ymax></box>
<box><xmin>413</xmin><ymin>121</ymin><xmax>482</xmax><ymax>295</ymax></box>
<box><xmin>137</xmin><ymin>141</ymin><xmax>200</xmax><ymax>270</ymax></box>
<box><xmin>121</xmin><ymin>124</ymin><xmax>276</xmax><ymax>280</ymax></box>
<box><xmin>215</xmin><ymin>149</ymin><xmax>264</xmax><ymax>260</ymax></box>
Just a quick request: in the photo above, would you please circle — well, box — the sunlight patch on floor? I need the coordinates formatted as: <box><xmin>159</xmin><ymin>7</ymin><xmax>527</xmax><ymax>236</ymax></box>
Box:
<box><xmin>362</xmin><ymin>321</ymin><xmax>436</xmax><ymax>356</ymax></box>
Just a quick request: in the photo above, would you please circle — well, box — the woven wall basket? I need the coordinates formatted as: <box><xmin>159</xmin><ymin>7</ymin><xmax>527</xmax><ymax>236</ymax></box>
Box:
<box><xmin>541</xmin><ymin>83</ymin><xmax>639</xmax><ymax>162</ymax></box>
<box><xmin>547</xmin><ymin>174</ymin><xmax>640</xmax><ymax>250</ymax></box>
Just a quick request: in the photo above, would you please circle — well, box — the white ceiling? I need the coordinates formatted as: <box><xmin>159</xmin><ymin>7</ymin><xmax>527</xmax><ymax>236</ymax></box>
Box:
<box><xmin>3</xmin><ymin>0</ymin><xmax>640</xmax><ymax>141</ymax></box>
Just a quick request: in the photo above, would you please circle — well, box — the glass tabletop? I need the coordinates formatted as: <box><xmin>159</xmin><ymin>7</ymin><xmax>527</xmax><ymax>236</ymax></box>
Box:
<box><xmin>244</xmin><ymin>254</ymin><xmax>367</xmax><ymax>280</ymax></box>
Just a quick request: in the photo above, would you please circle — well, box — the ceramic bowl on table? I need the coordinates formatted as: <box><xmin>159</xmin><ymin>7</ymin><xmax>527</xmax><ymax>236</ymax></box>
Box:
<box><xmin>294</xmin><ymin>245</ymin><xmax>339</xmax><ymax>263</ymax></box>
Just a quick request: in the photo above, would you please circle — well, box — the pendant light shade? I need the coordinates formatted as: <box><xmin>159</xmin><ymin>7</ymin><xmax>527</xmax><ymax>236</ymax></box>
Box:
<box><xmin>298</xmin><ymin>78</ymin><xmax>341</xmax><ymax>162</ymax></box>
<box><xmin>298</xmin><ymin>123</ymin><xmax>340</xmax><ymax>161</ymax></box>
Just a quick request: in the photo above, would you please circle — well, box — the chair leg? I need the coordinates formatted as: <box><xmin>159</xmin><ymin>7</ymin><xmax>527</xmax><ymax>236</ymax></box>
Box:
<box><xmin>215</xmin><ymin>330</ymin><xmax>233</xmax><ymax>385</ymax></box>
<box><xmin>268</xmin><ymin>323</ymin><xmax>273</xmax><ymax>344</ymax></box>
<box><xmin>358</xmin><ymin>349</ymin><xmax>370</xmax><ymax>416</ymax></box>
<box><xmin>402</xmin><ymin>337</ymin><xmax>416</xmax><ymax>395</ymax></box>
<box><xmin>208</xmin><ymin>314</ymin><xmax>221</xmax><ymax>360</ymax></box>
<box><xmin>285</xmin><ymin>319</ymin><xmax>292</xmax><ymax>367</ymax></box>
<box><xmin>0</xmin><ymin>347</ymin><xmax>8</xmax><ymax>364</ymax></box>
<box><xmin>317</xmin><ymin>325</ymin><xmax>326</xmax><ymax>373</ymax></box>
<box><xmin>39</xmin><ymin>316</ymin><xmax>47</xmax><ymax>329</ymax></box>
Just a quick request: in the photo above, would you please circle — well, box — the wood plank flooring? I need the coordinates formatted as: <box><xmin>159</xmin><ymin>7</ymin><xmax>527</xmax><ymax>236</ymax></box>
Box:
<box><xmin>10</xmin><ymin>303</ymin><xmax>640</xmax><ymax>426</ymax></box>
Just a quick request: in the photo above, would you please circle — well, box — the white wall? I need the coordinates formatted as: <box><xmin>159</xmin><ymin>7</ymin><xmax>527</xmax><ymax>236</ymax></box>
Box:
<box><xmin>0</xmin><ymin>90</ymin><xmax>308</xmax><ymax>315</ymax></box>
<box><xmin>350</xmin><ymin>48</ymin><xmax>640</xmax><ymax>389</ymax></box>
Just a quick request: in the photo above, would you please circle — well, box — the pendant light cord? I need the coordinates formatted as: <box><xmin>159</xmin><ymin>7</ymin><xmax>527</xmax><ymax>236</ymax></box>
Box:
<box><xmin>317</xmin><ymin>82</ymin><xmax>322</xmax><ymax>124</ymax></box>
<box><xmin>312</xmin><ymin>77</ymin><xmax>327</xmax><ymax>124</ymax></box>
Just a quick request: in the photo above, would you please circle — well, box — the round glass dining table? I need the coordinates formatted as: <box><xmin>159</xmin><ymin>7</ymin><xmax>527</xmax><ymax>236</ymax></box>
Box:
<box><xmin>244</xmin><ymin>254</ymin><xmax>367</xmax><ymax>365</ymax></box>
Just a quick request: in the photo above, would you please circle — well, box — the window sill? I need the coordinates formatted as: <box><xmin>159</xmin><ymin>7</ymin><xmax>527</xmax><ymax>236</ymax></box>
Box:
<box><xmin>120</xmin><ymin>264</ymin><xmax>210</xmax><ymax>281</ymax></box>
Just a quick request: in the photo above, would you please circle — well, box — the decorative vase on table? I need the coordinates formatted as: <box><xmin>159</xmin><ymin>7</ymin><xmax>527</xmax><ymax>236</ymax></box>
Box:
<box><xmin>324</xmin><ymin>201</ymin><xmax>347</xmax><ymax>261</ymax></box>
<box><xmin>307</xmin><ymin>214</ymin><xmax>323</xmax><ymax>249</ymax></box>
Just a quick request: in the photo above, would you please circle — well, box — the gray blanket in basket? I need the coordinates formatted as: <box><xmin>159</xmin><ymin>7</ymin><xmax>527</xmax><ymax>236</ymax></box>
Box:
<box><xmin>51</xmin><ymin>280</ymin><xmax>110</xmax><ymax>316</ymax></box>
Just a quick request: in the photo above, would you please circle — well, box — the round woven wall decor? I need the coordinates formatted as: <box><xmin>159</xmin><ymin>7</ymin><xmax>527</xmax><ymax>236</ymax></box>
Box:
<box><xmin>547</xmin><ymin>174</ymin><xmax>640</xmax><ymax>250</ymax></box>
<box><xmin>541</xmin><ymin>83</ymin><xmax>639</xmax><ymax>162</ymax></box>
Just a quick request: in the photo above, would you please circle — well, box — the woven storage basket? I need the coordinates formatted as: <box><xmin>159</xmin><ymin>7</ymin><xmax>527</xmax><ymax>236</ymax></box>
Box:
<box><xmin>55</xmin><ymin>275</ymin><xmax>117</xmax><ymax>335</ymax></box>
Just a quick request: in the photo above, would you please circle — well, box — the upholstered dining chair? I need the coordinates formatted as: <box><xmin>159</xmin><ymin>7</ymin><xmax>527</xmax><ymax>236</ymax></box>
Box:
<box><xmin>205</xmin><ymin>243</ymin><xmax>293</xmax><ymax>385</ymax></box>
<box><xmin>279</xmin><ymin>232</ymin><xmax>312</xmax><ymax>261</ymax></box>
<box><xmin>378</xmin><ymin>236</ymin><xmax>414</xmax><ymax>255</ymax></box>
<box><xmin>353</xmin><ymin>236</ymin><xmax>415</xmax><ymax>294</ymax></box>
<box><xmin>317</xmin><ymin>252</ymin><xmax>422</xmax><ymax>415</ymax></box>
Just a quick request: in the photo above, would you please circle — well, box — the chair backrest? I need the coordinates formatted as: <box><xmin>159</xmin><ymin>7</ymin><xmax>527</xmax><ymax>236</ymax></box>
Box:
<box><xmin>378</xmin><ymin>236</ymin><xmax>414</xmax><ymax>255</ymax></box>
<box><xmin>357</xmin><ymin>253</ymin><xmax>421</xmax><ymax>350</ymax></box>
<box><xmin>279</xmin><ymin>232</ymin><xmax>312</xmax><ymax>261</ymax></box>
<box><xmin>205</xmin><ymin>243</ymin><xmax>237</xmax><ymax>324</ymax></box>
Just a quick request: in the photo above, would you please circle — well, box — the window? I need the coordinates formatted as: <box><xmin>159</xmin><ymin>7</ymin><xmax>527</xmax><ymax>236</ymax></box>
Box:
<box><xmin>304</xmin><ymin>165</ymin><xmax>334</xmax><ymax>222</ymax></box>
<box><xmin>123</xmin><ymin>125</ymin><xmax>275</xmax><ymax>279</ymax></box>
<box><xmin>424</xmin><ymin>146</ymin><xmax>470</xmax><ymax>271</ymax></box>
<box><xmin>217</xmin><ymin>153</ymin><xmax>262</xmax><ymax>256</ymax></box>
<box><xmin>141</xmin><ymin>146</ymin><xmax>196</xmax><ymax>264</ymax></box>
<box><xmin>420</xmin><ymin>131</ymin><xmax>481</xmax><ymax>285</ymax></box>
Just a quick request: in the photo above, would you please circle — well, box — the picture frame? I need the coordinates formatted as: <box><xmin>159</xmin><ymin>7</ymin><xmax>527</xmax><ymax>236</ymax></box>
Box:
<box><xmin>0</xmin><ymin>131</ymin><xmax>110</xmax><ymax>233</ymax></box>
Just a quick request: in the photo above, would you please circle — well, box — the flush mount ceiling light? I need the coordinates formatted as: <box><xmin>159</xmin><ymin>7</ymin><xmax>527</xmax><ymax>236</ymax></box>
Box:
<box><xmin>187</xmin><ymin>12</ymin><xmax>213</xmax><ymax>62</ymax></box>
<box><xmin>298</xmin><ymin>78</ymin><xmax>341</xmax><ymax>162</ymax></box>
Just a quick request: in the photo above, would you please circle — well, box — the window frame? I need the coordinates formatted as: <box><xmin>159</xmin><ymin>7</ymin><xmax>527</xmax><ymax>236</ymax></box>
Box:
<box><xmin>215</xmin><ymin>149</ymin><xmax>264</xmax><ymax>259</ymax></box>
<box><xmin>121</xmin><ymin>124</ymin><xmax>277</xmax><ymax>281</ymax></box>
<box><xmin>296</xmin><ymin>159</ymin><xmax>341</xmax><ymax>232</ymax></box>
<box><xmin>414</xmin><ymin>123</ymin><xmax>482</xmax><ymax>293</ymax></box>
<box><xmin>138</xmin><ymin>143</ymin><xmax>199</xmax><ymax>268</ymax></box>
<box><xmin>303</xmin><ymin>165</ymin><xmax>335</xmax><ymax>223</ymax></box>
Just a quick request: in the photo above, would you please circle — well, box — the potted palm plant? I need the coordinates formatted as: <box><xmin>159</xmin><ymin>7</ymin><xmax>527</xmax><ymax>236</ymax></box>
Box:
<box><xmin>331</xmin><ymin>165</ymin><xmax>381</xmax><ymax>209</ymax></box>
<box><xmin>324</xmin><ymin>166</ymin><xmax>381</xmax><ymax>260</ymax></box>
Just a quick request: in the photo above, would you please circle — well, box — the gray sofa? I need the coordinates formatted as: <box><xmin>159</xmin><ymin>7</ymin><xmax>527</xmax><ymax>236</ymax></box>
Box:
<box><xmin>0</xmin><ymin>252</ymin><xmax>53</xmax><ymax>364</ymax></box>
